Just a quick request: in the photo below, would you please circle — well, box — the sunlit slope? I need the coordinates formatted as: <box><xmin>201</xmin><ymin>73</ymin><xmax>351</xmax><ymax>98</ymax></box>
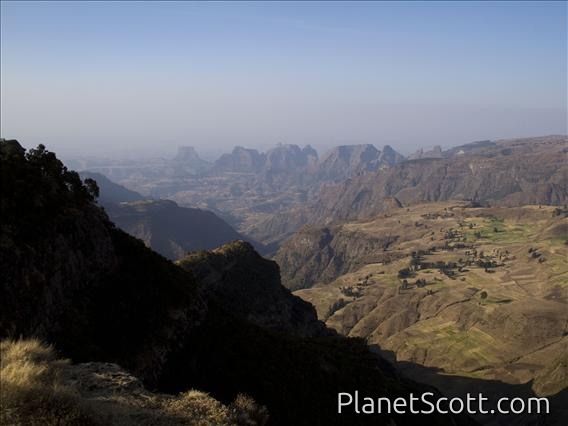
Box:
<box><xmin>294</xmin><ymin>203</ymin><xmax>568</xmax><ymax>396</ymax></box>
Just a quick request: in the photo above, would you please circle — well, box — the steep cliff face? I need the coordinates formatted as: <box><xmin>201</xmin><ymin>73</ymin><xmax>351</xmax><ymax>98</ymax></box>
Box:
<box><xmin>173</xmin><ymin>146</ymin><xmax>212</xmax><ymax>173</ymax></box>
<box><xmin>212</xmin><ymin>143</ymin><xmax>318</xmax><ymax>176</ymax></box>
<box><xmin>214</xmin><ymin>146</ymin><xmax>266</xmax><ymax>173</ymax></box>
<box><xmin>316</xmin><ymin>144</ymin><xmax>382</xmax><ymax>182</ymax></box>
<box><xmin>178</xmin><ymin>241</ymin><xmax>329</xmax><ymax>337</ymax></box>
<box><xmin>302</xmin><ymin>144</ymin><xmax>319</xmax><ymax>170</ymax></box>
<box><xmin>264</xmin><ymin>144</ymin><xmax>312</xmax><ymax>173</ymax></box>
<box><xmin>407</xmin><ymin>145</ymin><xmax>444</xmax><ymax>160</ymax></box>
<box><xmin>379</xmin><ymin>144</ymin><xmax>406</xmax><ymax>165</ymax></box>
<box><xmin>174</xmin><ymin>146</ymin><xmax>200</xmax><ymax>162</ymax></box>
<box><xmin>105</xmin><ymin>199</ymin><xmax>257</xmax><ymax>260</ymax></box>
<box><xmin>314</xmin><ymin>144</ymin><xmax>406</xmax><ymax>184</ymax></box>
<box><xmin>274</xmin><ymin>223</ymin><xmax>405</xmax><ymax>290</ymax></box>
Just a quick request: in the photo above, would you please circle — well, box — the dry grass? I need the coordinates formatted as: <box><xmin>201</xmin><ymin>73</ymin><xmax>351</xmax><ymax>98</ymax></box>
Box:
<box><xmin>0</xmin><ymin>339</ymin><xmax>268</xmax><ymax>426</ymax></box>
<box><xmin>228</xmin><ymin>394</ymin><xmax>270</xmax><ymax>426</ymax></box>
<box><xmin>0</xmin><ymin>339</ymin><xmax>96</xmax><ymax>426</ymax></box>
<box><xmin>294</xmin><ymin>203</ymin><xmax>568</xmax><ymax>397</ymax></box>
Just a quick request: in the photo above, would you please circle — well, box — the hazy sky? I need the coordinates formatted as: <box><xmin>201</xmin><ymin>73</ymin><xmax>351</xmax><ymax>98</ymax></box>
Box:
<box><xmin>1</xmin><ymin>1</ymin><xmax>566</xmax><ymax>158</ymax></box>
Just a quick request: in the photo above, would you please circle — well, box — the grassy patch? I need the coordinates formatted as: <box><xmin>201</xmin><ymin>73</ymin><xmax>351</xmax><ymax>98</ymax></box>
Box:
<box><xmin>400</xmin><ymin>325</ymin><xmax>502</xmax><ymax>370</ymax></box>
<box><xmin>0</xmin><ymin>339</ymin><xmax>268</xmax><ymax>426</ymax></box>
<box><xmin>463</xmin><ymin>217</ymin><xmax>534</xmax><ymax>244</ymax></box>
<box><xmin>367</xmin><ymin>274</ymin><xmax>402</xmax><ymax>287</ymax></box>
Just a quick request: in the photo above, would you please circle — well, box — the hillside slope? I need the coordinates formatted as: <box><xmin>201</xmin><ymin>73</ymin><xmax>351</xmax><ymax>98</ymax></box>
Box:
<box><xmin>287</xmin><ymin>202</ymin><xmax>568</xmax><ymax>424</ymax></box>
<box><xmin>79</xmin><ymin>171</ymin><xmax>145</xmax><ymax>204</ymax></box>
<box><xmin>80</xmin><ymin>171</ymin><xmax>262</xmax><ymax>260</ymax></box>
<box><xmin>106</xmin><ymin>199</ymin><xmax>260</xmax><ymax>260</ymax></box>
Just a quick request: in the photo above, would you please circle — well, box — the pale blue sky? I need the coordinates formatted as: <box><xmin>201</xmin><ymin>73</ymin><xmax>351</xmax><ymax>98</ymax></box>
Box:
<box><xmin>1</xmin><ymin>1</ymin><xmax>566</xmax><ymax>157</ymax></box>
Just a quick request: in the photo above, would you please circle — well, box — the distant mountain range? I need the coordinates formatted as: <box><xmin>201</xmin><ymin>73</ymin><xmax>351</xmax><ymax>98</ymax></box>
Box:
<box><xmin>247</xmin><ymin>135</ymin><xmax>568</xmax><ymax>247</ymax></box>
<box><xmin>77</xmin><ymin>142</ymin><xmax>405</xmax><ymax>191</ymax></box>
<box><xmin>210</xmin><ymin>142</ymin><xmax>402</xmax><ymax>179</ymax></box>
<box><xmin>76</xmin><ymin>135</ymin><xmax>567</xmax><ymax>253</ymax></box>
<box><xmin>77</xmin><ymin>142</ymin><xmax>407</xmax><ymax>253</ymax></box>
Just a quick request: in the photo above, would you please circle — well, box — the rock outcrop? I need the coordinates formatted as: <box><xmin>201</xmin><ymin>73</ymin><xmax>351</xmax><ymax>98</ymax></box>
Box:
<box><xmin>264</xmin><ymin>144</ymin><xmax>314</xmax><ymax>173</ymax></box>
<box><xmin>178</xmin><ymin>241</ymin><xmax>329</xmax><ymax>337</ymax></box>
<box><xmin>174</xmin><ymin>146</ymin><xmax>200</xmax><ymax>162</ymax></box>
<box><xmin>316</xmin><ymin>144</ymin><xmax>382</xmax><ymax>182</ymax></box>
<box><xmin>379</xmin><ymin>144</ymin><xmax>406</xmax><ymax>165</ymax></box>
<box><xmin>213</xmin><ymin>146</ymin><xmax>266</xmax><ymax>173</ymax></box>
<box><xmin>315</xmin><ymin>144</ymin><xmax>405</xmax><ymax>183</ymax></box>
<box><xmin>275</xmin><ymin>223</ymin><xmax>404</xmax><ymax>291</ymax></box>
<box><xmin>407</xmin><ymin>145</ymin><xmax>443</xmax><ymax>160</ymax></box>
<box><xmin>174</xmin><ymin>146</ymin><xmax>212</xmax><ymax>172</ymax></box>
<box><xmin>212</xmin><ymin>144</ymin><xmax>320</xmax><ymax>176</ymax></box>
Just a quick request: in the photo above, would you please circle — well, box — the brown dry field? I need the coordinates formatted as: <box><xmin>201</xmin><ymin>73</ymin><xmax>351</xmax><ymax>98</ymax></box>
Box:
<box><xmin>296</xmin><ymin>203</ymin><xmax>568</xmax><ymax>403</ymax></box>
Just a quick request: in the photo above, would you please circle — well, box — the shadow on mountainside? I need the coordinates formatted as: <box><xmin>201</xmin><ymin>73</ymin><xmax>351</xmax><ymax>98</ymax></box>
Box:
<box><xmin>372</xmin><ymin>346</ymin><xmax>568</xmax><ymax>426</ymax></box>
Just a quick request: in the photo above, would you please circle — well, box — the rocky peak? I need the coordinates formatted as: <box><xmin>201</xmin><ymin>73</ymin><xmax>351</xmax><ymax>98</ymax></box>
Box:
<box><xmin>379</xmin><ymin>144</ymin><xmax>405</xmax><ymax>165</ymax></box>
<box><xmin>329</xmin><ymin>144</ymin><xmax>378</xmax><ymax>160</ymax></box>
<box><xmin>316</xmin><ymin>144</ymin><xmax>381</xmax><ymax>181</ymax></box>
<box><xmin>264</xmin><ymin>144</ymin><xmax>310</xmax><ymax>173</ymax></box>
<box><xmin>275</xmin><ymin>224</ymin><xmax>403</xmax><ymax>291</ymax></box>
<box><xmin>214</xmin><ymin>146</ymin><xmax>265</xmax><ymax>173</ymax></box>
<box><xmin>174</xmin><ymin>146</ymin><xmax>200</xmax><ymax>162</ymax></box>
<box><xmin>408</xmin><ymin>145</ymin><xmax>444</xmax><ymax>160</ymax></box>
<box><xmin>173</xmin><ymin>146</ymin><xmax>212</xmax><ymax>174</ymax></box>
<box><xmin>302</xmin><ymin>144</ymin><xmax>318</xmax><ymax>159</ymax></box>
<box><xmin>178</xmin><ymin>240</ymin><xmax>329</xmax><ymax>337</ymax></box>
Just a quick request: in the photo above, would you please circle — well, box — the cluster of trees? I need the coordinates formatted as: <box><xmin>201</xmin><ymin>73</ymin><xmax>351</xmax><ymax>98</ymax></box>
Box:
<box><xmin>528</xmin><ymin>247</ymin><xmax>546</xmax><ymax>263</ymax></box>
<box><xmin>398</xmin><ymin>278</ymin><xmax>429</xmax><ymax>294</ymax></box>
<box><xmin>325</xmin><ymin>298</ymin><xmax>348</xmax><ymax>319</ymax></box>
<box><xmin>1</xmin><ymin>140</ymin><xmax>99</xmax><ymax>242</ymax></box>
<box><xmin>340</xmin><ymin>286</ymin><xmax>361</xmax><ymax>298</ymax></box>
<box><xmin>552</xmin><ymin>206</ymin><xmax>568</xmax><ymax>217</ymax></box>
<box><xmin>397</xmin><ymin>267</ymin><xmax>414</xmax><ymax>279</ymax></box>
<box><xmin>415</xmin><ymin>278</ymin><xmax>427</xmax><ymax>288</ymax></box>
